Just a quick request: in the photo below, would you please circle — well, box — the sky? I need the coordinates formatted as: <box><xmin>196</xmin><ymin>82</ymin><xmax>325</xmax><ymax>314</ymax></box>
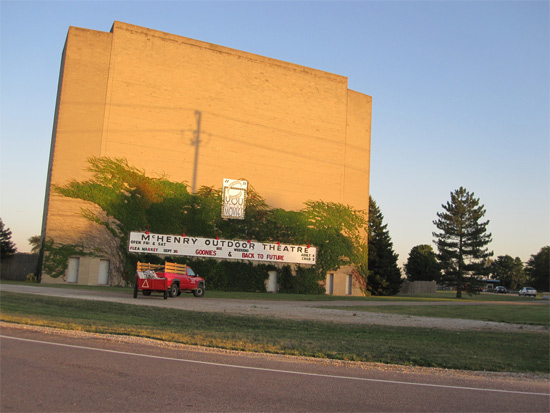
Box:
<box><xmin>0</xmin><ymin>0</ymin><xmax>548</xmax><ymax>268</ymax></box>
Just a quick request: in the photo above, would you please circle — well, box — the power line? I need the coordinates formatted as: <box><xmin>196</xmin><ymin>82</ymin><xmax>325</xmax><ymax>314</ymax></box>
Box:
<box><xmin>191</xmin><ymin>110</ymin><xmax>202</xmax><ymax>194</ymax></box>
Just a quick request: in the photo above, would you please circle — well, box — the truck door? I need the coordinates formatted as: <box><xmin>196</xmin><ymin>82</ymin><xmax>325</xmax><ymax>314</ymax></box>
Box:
<box><xmin>186</xmin><ymin>266</ymin><xmax>198</xmax><ymax>289</ymax></box>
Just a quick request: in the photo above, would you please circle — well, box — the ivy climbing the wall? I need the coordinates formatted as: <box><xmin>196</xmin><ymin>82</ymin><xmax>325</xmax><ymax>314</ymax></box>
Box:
<box><xmin>52</xmin><ymin>157</ymin><xmax>369</xmax><ymax>293</ymax></box>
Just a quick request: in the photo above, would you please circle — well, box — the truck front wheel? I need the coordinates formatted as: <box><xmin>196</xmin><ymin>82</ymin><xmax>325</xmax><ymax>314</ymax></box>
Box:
<box><xmin>193</xmin><ymin>284</ymin><xmax>205</xmax><ymax>297</ymax></box>
<box><xmin>170</xmin><ymin>283</ymin><xmax>179</xmax><ymax>298</ymax></box>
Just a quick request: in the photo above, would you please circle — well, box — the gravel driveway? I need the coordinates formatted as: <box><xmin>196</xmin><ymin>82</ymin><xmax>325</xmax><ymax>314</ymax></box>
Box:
<box><xmin>1</xmin><ymin>283</ymin><xmax>548</xmax><ymax>333</ymax></box>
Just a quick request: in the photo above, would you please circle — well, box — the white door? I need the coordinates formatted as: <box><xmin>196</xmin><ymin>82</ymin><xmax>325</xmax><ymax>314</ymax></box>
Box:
<box><xmin>98</xmin><ymin>259</ymin><xmax>110</xmax><ymax>285</ymax></box>
<box><xmin>67</xmin><ymin>257</ymin><xmax>79</xmax><ymax>283</ymax></box>
<box><xmin>346</xmin><ymin>274</ymin><xmax>352</xmax><ymax>295</ymax></box>
<box><xmin>267</xmin><ymin>270</ymin><xmax>278</xmax><ymax>292</ymax></box>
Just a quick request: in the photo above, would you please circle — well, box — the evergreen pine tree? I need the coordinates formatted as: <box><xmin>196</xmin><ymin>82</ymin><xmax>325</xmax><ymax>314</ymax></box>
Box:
<box><xmin>433</xmin><ymin>187</ymin><xmax>492</xmax><ymax>298</ymax></box>
<box><xmin>0</xmin><ymin>218</ymin><xmax>17</xmax><ymax>257</ymax></box>
<box><xmin>367</xmin><ymin>197</ymin><xmax>402</xmax><ymax>295</ymax></box>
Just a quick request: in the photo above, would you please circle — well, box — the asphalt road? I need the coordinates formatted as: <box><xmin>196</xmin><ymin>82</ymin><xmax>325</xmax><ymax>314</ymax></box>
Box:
<box><xmin>1</xmin><ymin>325</ymin><xmax>549</xmax><ymax>412</ymax></box>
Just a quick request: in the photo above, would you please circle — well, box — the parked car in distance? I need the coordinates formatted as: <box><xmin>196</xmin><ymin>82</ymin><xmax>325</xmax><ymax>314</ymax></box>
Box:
<box><xmin>495</xmin><ymin>286</ymin><xmax>507</xmax><ymax>294</ymax></box>
<box><xmin>518</xmin><ymin>287</ymin><xmax>537</xmax><ymax>297</ymax></box>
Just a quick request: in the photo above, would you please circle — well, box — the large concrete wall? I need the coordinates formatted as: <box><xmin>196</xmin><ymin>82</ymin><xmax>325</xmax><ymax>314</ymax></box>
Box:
<box><xmin>45</xmin><ymin>27</ymin><xmax>113</xmax><ymax>247</ymax></box>
<box><xmin>42</xmin><ymin>22</ymin><xmax>372</xmax><ymax>295</ymax></box>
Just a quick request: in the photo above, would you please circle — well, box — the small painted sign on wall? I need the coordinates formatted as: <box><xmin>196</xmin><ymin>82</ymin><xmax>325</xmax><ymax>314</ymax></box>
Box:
<box><xmin>222</xmin><ymin>178</ymin><xmax>247</xmax><ymax>219</ymax></box>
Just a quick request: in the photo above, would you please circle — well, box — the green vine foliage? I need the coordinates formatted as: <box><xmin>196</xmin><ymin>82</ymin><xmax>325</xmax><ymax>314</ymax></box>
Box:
<box><xmin>54</xmin><ymin>157</ymin><xmax>369</xmax><ymax>292</ymax></box>
<box><xmin>42</xmin><ymin>240</ymin><xmax>102</xmax><ymax>279</ymax></box>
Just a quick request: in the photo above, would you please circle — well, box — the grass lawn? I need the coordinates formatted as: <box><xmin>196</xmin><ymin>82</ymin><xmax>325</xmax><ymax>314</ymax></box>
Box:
<box><xmin>1</xmin><ymin>280</ymin><xmax>540</xmax><ymax>302</ymax></box>
<box><xmin>1</xmin><ymin>290</ymin><xmax>548</xmax><ymax>374</ymax></box>
<box><xmin>323</xmin><ymin>304</ymin><xmax>550</xmax><ymax>326</ymax></box>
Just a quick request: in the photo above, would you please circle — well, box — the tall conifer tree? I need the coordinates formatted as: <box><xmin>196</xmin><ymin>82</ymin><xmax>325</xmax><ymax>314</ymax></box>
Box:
<box><xmin>433</xmin><ymin>187</ymin><xmax>492</xmax><ymax>298</ymax></box>
<box><xmin>368</xmin><ymin>197</ymin><xmax>402</xmax><ymax>295</ymax></box>
<box><xmin>0</xmin><ymin>218</ymin><xmax>17</xmax><ymax>257</ymax></box>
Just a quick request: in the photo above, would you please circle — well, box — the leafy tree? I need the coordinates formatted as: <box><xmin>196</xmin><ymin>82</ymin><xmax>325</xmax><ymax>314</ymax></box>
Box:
<box><xmin>367</xmin><ymin>197</ymin><xmax>402</xmax><ymax>295</ymax></box>
<box><xmin>433</xmin><ymin>187</ymin><xmax>493</xmax><ymax>298</ymax></box>
<box><xmin>302</xmin><ymin>200</ymin><xmax>368</xmax><ymax>280</ymax></box>
<box><xmin>525</xmin><ymin>246</ymin><xmax>549</xmax><ymax>292</ymax></box>
<box><xmin>28</xmin><ymin>235</ymin><xmax>41</xmax><ymax>254</ymax></box>
<box><xmin>490</xmin><ymin>255</ymin><xmax>525</xmax><ymax>290</ymax></box>
<box><xmin>0</xmin><ymin>218</ymin><xmax>17</xmax><ymax>257</ymax></box>
<box><xmin>404</xmin><ymin>244</ymin><xmax>441</xmax><ymax>282</ymax></box>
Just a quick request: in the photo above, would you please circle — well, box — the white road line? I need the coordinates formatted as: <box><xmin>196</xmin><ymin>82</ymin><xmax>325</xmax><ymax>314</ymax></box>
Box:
<box><xmin>1</xmin><ymin>334</ymin><xmax>548</xmax><ymax>397</ymax></box>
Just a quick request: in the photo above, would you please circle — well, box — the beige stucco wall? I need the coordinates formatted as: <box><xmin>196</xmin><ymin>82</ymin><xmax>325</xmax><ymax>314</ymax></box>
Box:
<box><xmin>326</xmin><ymin>265</ymin><xmax>365</xmax><ymax>297</ymax></box>
<box><xmin>43</xmin><ymin>27</ymin><xmax>113</xmax><ymax>248</ymax></box>
<box><xmin>41</xmin><ymin>22</ymin><xmax>371</xmax><ymax>295</ymax></box>
<box><xmin>43</xmin><ymin>256</ymin><xmax>108</xmax><ymax>286</ymax></box>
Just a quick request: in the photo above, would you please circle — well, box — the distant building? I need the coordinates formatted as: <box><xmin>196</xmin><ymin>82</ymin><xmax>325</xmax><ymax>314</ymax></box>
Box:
<box><xmin>40</xmin><ymin>22</ymin><xmax>372</xmax><ymax>295</ymax></box>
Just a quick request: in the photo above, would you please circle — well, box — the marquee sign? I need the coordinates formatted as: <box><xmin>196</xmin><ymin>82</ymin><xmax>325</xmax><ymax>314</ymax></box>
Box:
<box><xmin>128</xmin><ymin>231</ymin><xmax>316</xmax><ymax>265</ymax></box>
<box><xmin>222</xmin><ymin>178</ymin><xmax>247</xmax><ymax>219</ymax></box>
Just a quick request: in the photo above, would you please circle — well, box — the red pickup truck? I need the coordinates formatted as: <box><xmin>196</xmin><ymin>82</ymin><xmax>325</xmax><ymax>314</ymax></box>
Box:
<box><xmin>135</xmin><ymin>262</ymin><xmax>205</xmax><ymax>298</ymax></box>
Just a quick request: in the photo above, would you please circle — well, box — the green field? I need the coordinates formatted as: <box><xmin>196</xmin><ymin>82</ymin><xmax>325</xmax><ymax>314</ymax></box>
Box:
<box><xmin>324</xmin><ymin>304</ymin><xmax>550</xmax><ymax>326</ymax></box>
<box><xmin>2</xmin><ymin>280</ymin><xmax>543</xmax><ymax>301</ymax></box>
<box><xmin>1</xmin><ymin>289</ymin><xmax>548</xmax><ymax>374</ymax></box>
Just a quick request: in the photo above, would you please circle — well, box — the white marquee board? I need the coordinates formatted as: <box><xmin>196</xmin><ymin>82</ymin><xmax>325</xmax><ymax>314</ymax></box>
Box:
<box><xmin>128</xmin><ymin>231</ymin><xmax>316</xmax><ymax>265</ymax></box>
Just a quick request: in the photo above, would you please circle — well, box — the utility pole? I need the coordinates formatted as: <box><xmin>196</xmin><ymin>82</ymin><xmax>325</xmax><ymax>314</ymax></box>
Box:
<box><xmin>191</xmin><ymin>110</ymin><xmax>202</xmax><ymax>194</ymax></box>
